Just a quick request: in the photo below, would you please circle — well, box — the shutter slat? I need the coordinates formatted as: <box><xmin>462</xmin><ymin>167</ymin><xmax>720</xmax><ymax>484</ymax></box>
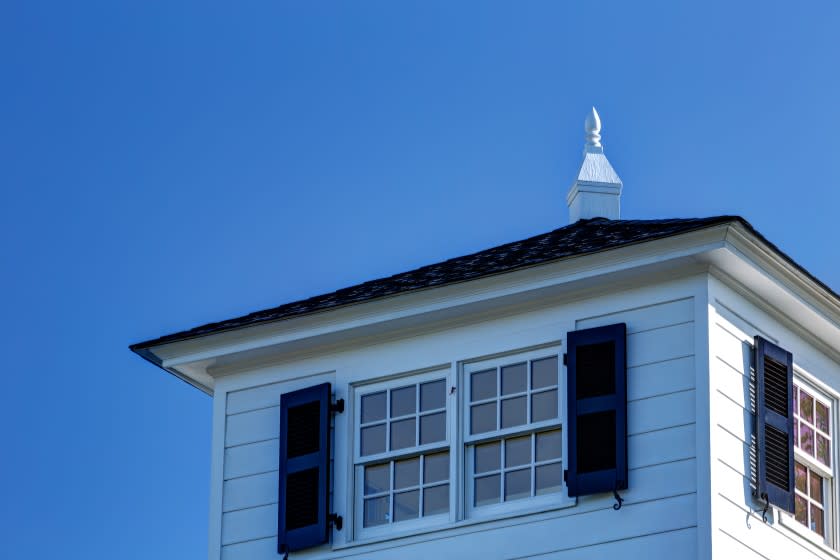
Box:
<box><xmin>755</xmin><ymin>337</ymin><xmax>794</xmax><ymax>513</ymax></box>
<box><xmin>277</xmin><ymin>383</ymin><xmax>332</xmax><ymax>553</ymax></box>
<box><xmin>566</xmin><ymin>323</ymin><xmax>627</xmax><ymax>497</ymax></box>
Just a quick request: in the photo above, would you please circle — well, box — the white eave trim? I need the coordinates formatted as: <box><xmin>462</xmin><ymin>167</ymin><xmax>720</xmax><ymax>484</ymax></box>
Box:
<box><xmin>144</xmin><ymin>222</ymin><xmax>840</xmax><ymax>393</ymax></box>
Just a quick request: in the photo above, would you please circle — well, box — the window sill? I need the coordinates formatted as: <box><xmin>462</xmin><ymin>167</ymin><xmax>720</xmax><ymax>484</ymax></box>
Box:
<box><xmin>334</xmin><ymin>495</ymin><xmax>577</xmax><ymax>551</ymax></box>
<box><xmin>777</xmin><ymin>508</ymin><xmax>839</xmax><ymax>559</ymax></box>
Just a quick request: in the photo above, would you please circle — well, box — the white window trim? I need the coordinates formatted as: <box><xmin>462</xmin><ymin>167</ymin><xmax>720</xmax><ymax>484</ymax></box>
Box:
<box><xmin>778</xmin><ymin>372</ymin><xmax>838</xmax><ymax>551</ymax></box>
<box><xmin>352</xmin><ymin>367</ymin><xmax>454</xmax><ymax>540</ymax></box>
<box><xmin>462</xmin><ymin>345</ymin><xmax>574</xmax><ymax>518</ymax></box>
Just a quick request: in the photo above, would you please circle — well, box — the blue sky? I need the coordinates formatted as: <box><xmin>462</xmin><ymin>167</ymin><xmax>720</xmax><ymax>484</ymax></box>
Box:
<box><xmin>2</xmin><ymin>2</ymin><xmax>839</xmax><ymax>558</ymax></box>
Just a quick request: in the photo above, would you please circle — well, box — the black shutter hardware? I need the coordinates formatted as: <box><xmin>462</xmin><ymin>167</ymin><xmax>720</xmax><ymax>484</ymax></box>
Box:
<box><xmin>755</xmin><ymin>336</ymin><xmax>795</xmax><ymax>516</ymax></box>
<box><xmin>565</xmin><ymin>323</ymin><xmax>628</xmax><ymax>507</ymax></box>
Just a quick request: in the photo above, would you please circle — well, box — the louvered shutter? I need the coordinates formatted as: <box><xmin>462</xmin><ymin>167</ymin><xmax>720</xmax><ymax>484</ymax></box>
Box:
<box><xmin>277</xmin><ymin>383</ymin><xmax>331</xmax><ymax>553</ymax></box>
<box><xmin>755</xmin><ymin>337</ymin><xmax>794</xmax><ymax>513</ymax></box>
<box><xmin>566</xmin><ymin>323</ymin><xmax>627</xmax><ymax>497</ymax></box>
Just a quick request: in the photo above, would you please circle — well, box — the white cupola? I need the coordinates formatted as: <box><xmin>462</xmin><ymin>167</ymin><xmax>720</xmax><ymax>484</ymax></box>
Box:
<box><xmin>566</xmin><ymin>107</ymin><xmax>623</xmax><ymax>223</ymax></box>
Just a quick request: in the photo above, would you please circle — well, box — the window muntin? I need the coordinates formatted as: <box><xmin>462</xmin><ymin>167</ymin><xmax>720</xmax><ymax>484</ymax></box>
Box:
<box><xmin>792</xmin><ymin>382</ymin><xmax>833</xmax><ymax>540</ymax></box>
<box><xmin>464</xmin><ymin>351</ymin><xmax>564</xmax><ymax>513</ymax></box>
<box><xmin>355</xmin><ymin>371</ymin><xmax>450</xmax><ymax>535</ymax></box>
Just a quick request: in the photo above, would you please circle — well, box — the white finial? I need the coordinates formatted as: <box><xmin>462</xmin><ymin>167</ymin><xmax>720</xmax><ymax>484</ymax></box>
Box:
<box><xmin>567</xmin><ymin>106</ymin><xmax>622</xmax><ymax>223</ymax></box>
<box><xmin>584</xmin><ymin>106</ymin><xmax>602</xmax><ymax>153</ymax></box>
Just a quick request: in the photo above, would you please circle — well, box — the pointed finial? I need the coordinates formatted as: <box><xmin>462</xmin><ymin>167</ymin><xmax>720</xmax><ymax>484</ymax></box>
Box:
<box><xmin>584</xmin><ymin>107</ymin><xmax>603</xmax><ymax>153</ymax></box>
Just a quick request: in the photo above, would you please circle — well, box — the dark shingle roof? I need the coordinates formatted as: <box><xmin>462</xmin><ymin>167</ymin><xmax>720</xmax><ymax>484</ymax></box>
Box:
<box><xmin>131</xmin><ymin>216</ymin><xmax>765</xmax><ymax>352</ymax></box>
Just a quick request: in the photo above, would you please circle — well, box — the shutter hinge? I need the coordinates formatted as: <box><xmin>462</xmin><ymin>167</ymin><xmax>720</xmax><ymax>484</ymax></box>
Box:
<box><xmin>328</xmin><ymin>513</ymin><xmax>343</xmax><ymax>531</ymax></box>
<box><xmin>563</xmin><ymin>353</ymin><xmax>567</xmax><ymax>366</ymax></box>
<box><xmin>330</xmin><ymin>399</ymin><xmax>345</xmax><ymax>414</ymax></box>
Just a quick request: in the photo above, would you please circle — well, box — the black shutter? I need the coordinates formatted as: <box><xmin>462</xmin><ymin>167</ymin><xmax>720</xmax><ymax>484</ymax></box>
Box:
<box><xmin>277</xmin><ymin>383</ymin><xmax>331</xmax><ymax>553</ymax></box>
<box><xmin>566</xmin><ymin>323</ymin><xmax>627</xmax><ymax>497</ymax></box>
<box><xmin>755</xmin><ymin>336</ymin><xmax>794</xmax><ymax>513</ymax></box>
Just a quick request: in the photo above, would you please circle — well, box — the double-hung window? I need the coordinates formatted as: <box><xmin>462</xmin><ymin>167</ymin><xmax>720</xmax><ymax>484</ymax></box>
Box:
<box><xmin>464</xmin><ymin>347</ymin><xmax>567</xmax><ymax>516</ymax></box>
<box><xmin>793</xmin><ymin>381</ymin><xmax>833</xmax><ymax>541</ymax></box>
<box><xmin>353</xmin><ymin>370</ymin><xmax>451</xmax><ymax>538</ymax></box>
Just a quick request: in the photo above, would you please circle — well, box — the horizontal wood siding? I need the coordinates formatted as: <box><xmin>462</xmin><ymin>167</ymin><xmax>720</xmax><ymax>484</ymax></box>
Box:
<box><xmin>710</xmin><ymin>295</ymin><xmax>837</xmax><ymax>560</ymax></box>
<box><xmin>219</xmin><ymin>295</ymin><xmax>699</xmax><ymax>558</ymax></box>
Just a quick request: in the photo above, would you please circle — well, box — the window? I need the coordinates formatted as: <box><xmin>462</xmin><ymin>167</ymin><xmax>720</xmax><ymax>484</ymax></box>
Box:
<box><xmin>354</xmin><ymin>370</ymin><xmax>451</xmax><ymax>537</ymax></box>
<box><xmin>464</xmin><ymin>348</ymin><xmax>566</xmax><ymax>515</ymax></box>
<box><xmin>793</xmin><ymin>382</ymin><xmax>833</xmax><ymax>540</ymax></box>
<box><xmin>351</xmin><ymin>346</ymin><xmax>578</xmax><ymax>539</ymax></box>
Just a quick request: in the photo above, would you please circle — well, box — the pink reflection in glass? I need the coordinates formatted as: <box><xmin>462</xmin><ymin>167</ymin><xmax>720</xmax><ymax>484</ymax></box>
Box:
<box><xmin>800</xmin><ymin>424</ymin><xmax>815</xmax><ymax>456</ymax></box>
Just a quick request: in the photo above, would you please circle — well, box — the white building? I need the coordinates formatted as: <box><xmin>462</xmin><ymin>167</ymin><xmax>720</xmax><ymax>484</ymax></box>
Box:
<box><xmin>132</xmin><ymin>108</ymin><xmax>840</xmax><ymax>560</ymax></box>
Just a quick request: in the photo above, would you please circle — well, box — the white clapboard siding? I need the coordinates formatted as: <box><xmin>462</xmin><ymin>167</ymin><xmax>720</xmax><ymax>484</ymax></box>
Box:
<box><xmin>628</xmin><ymin>390</ymin><xmax>695</xmax><ymax>435</ymax></box>
<box><xmin>627</xmin><ymin>323</ymin><xmax>694</xmax><ymax>368</ymax></box>
<box><xmin>224</xmin><ymin>439</ymin><xmax>279</xmax><ymax>480</ymax></box>
<box><xmin>220</xmin><ymin>458</ymin><xmax>697</xmax><ymax>547</ymax></box>
<box><xmin>709</xmin><ymin>315</ymin><xmax>831</xmax><ymax>560</ymax></box>
<box><xmin>576</xmin><ymin>297</ymin><xmax>693</xmax><ymax>333</ymax></box>
<box><xmin>221</xmin><ymin>424</ymin><xmax>698</xmax><ymax>516</ymax></box>
<box><xmin>223</xmin><ymin>492</ymin><xmax>697</xmax><ymax>559</ymax></box>
<box><xmin>628</xmin><ymin>355</ymin><xmax>695</xmax><ymax>401</ymax></box>
<box><xmin>223</xmin><ymin>471</ymin><xmax>277</xmax><ymax>513</ymax></box>
<box><xmin>219</xmin><ymin>295</ymin><xmax>699</xmax><ymax>556</ymax></box>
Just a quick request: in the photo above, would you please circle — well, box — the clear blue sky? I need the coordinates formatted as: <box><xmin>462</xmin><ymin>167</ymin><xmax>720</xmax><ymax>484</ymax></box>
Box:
<box><xmin>2</xmin><ymin>2</ymin><xmax>839</xmax><ymax>558</ymax></box>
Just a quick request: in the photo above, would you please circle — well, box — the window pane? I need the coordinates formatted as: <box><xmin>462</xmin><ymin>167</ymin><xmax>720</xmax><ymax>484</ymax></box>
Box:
<box><xmin>800</xmin><ymin>390</ymin><xmax>814</xmax><ymax>423</ymax></box>
<box><xmin>361</xmin><ymin>392</ymin><xmax>387</xmax><ymax>424</ymax></box>
<box><xmin>364</xmin><ymin>463</ymin><xmax>390</xmax><ymax>495</ymax></box>
<box><xmin>361</xmin><ymin>424</ymin><xmax>386</xmax><ymax>456</ymax></box>
<box><xmin>420</xmin><ymin>380</ymin><xmax>446</xmax><ymax>412</ymax></box>
<box><xmin>475</xmin><ymin>442</ymin><xmax>501</xmax><ymax>473</ymax></box>
<box><xmin>811</xmin><ymin>504</ymin><xmax>825</xmax><ymax>536</ymax></box>
<box><xmin>536</xmin><ymin>463</ymin><xmax>563</xmax><ymax>495</ymax></box>
<box><xmin>424</xmin><ymin>452</ymin><xmax>449</xmax><ymax>484</ymax></box>
<box><xmin>420</xmin><ymin>412</ymin><xmax>446</xmax><ymax>445</ymax></box>
<box><xmin>793</xmin><ymin>386</ymin><xmax>798</xmax><ymax>415</ymax></box>
<box><xmin>475</xmin><ymin>474</ymin><xmax>501</xmax><ymax>506</ymax></box>
<box><xmin>795</xmin><ymin>495</ymin><xmax>807</xmax><ymax>525</ymax></box>
<box><xmin>532</xmin><ymin>357</ymin><xmax>558</xmax><ymax>390</ymax></box>
<box><xmin>394</xmin><ymin>457</ymin><xmax>419</xmax><ymax>489</ymax></box>
<box><xmin>501</xmin><ymin>396</ymin><xmax>527</xmax><ymax>428</ymax></box>
<box><xmin>531</xmin><ymin>390</ymin><xmax>558</xmax><ymax>422</ymax></box>
<box><xmin>364</xmin><ymin>496</ymin><xmax>389</xmax><ymax>527</ymax></box>
<box><xmin>391</xmin><ymin>386</ymin><xmax>416</xmax><ymax>418</ymax></box>
<box><xmin>501</xmin><ymin>363</ymin><xmax>527</xmax><ymax>395</ymax></box>
<box><xmin>423</xmin><ymin>484</ymin><xmax>449</xmax><ymax>516</ymax></box>
<box><xmin>794</xmin><ymin>418</ymin><xmax>799</xmax><ymax>447</ymax></box>
<box><xmin>505</xmin><ymin>436</ymin><xmax>531</xmax><ymax>468</ymax></box>
<box><xmin>536</xmin><ymin>430</ymin><xmax>562</xmax><ymax>462</ymax></box>
<box><xmin>504</xmin><ymin>469</ymin><xmax>530</xmax><ymax>501</ymax></box>
<box><xmin>800</xmin><ymin>424</ymin><xmax>814</xmax><ymax>456</ymax></box>
<box><xmin>471</xmin><ymin>369</ymin><xmax>497</xmax><ymax>401</ymax></box>
<box><xmin>393</xmin><ymin>490</ymin><xmax>419</xmax><ymax>522</ymax></box>
<box><xmin>817</xmin><ymin>434</ymin><xmax>831</xmax><ymax>467</ymax></box>
<box><xmin>471</xmin><ymin>402</ymin><xmax>497</xmax><ymax>434</ymax></box>
<box><xmin>391</xmin><ymin>418</ymin><xmax>416</xmax><ymax>450</ymax></box>
<box><xmin>809</xmin><ymin>470</ymin><xmax>822</xmax><ymax>501</ymax></box>
<box><xmin>816</xmin><ymin>401</ymin><xmax>830</xmax><ymax>433</ymax></box>
<box><xmin>795</xmin><ymin>462</ymin><xmax>807</xmax><ymax>493</ymax></box>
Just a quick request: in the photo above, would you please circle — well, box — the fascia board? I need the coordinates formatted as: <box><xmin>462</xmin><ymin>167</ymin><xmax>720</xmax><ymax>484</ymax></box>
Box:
<box><xmin>151</xmin><ymin>226</ymin><xmax>732</xmax><ymax>385</ymax></box>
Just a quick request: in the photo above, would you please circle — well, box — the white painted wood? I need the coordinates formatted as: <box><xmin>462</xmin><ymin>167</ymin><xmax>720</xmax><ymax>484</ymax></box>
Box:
<box><xmin>223</xmin><ymin>471</ymin><xmax>277</xmax><ymax>513</ymax></box>
<box><xmin>567</xmin><ymin>108</ymin><xmax>622</xmax><ymax>222</ymax></box>
<box><xmin>225</xmin><ymin>406</ymin><xmax>278</xmax><ymax>448</ymax></box>
<box><xmin>628</xmin><ymin>390</ymin><xmax>696</xmax><ymax>435</ymax></box>
<box><xmin>224</xmin><ymin>439</ymin><xmax>278</xmax><ymax>481</ymax></box>
<box><xmin>222</xmin><ymin>492</ymin><xmax>696</xmax><ymax>559</ymax></box>
<box><xmin>576</xmin><ymin>296</ymin><xmax>693</xmax><ymax>333</ymax></box>
<box><xmin>628</xmin><ymin>355</ymin><xmax>695</xmax><ymax>401</ymax></box>
<box><xmin>627</xmin><ymin>322</ymin><xmax>695</xmax><ymax>368</ymax></box>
